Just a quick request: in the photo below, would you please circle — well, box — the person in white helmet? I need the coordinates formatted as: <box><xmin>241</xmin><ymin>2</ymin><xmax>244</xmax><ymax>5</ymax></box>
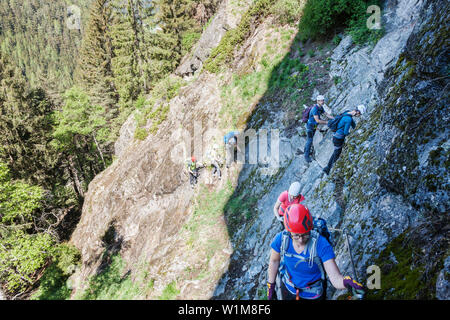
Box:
<box><xmin>304</xmin><ymin>95</ymin><xmax>334</xmax><ymax>163</ymax></box>
<box><xmin>323</xmin><ymin>105</ymin><xmax>366</xmax><ymax>175</ymax></box>
<box><xmin>273</xmin><ymin>181</ymin><xmax>305</xmax><ymax>228</ymax></box>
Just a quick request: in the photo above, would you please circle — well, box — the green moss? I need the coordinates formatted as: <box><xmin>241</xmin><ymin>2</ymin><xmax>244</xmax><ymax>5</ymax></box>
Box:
<box><xmin>158</xmin><ymin>280</ymin><xmax>180</xmax><ymax>300</ymax></box>
<box><xmin>134</xmin><ymin>127</ymin><xmax>148</xmax><ymax>141</ymax></box>
<box><xmin>366</xmin><ymin>232</ymin><xmax>426</xmax><ymax>300</ymax></box>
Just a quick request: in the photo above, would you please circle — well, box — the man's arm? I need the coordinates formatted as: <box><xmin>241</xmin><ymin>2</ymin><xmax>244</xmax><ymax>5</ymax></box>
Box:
<box><xmin>314</xmin><ymin>115</ymin><xmax>328</xmax><ymax>125</ymax></box>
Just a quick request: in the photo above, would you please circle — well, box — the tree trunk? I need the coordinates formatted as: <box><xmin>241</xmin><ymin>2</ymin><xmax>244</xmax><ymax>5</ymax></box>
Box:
<box><xmin>68</xmin><ymin>154</ymin><xmax>84</xmax><ymax>198</ymax></box>
<box><xmin>93</xmin><ymin>134</ymin><xmax>107</xmax><ymax>170</ymax></box>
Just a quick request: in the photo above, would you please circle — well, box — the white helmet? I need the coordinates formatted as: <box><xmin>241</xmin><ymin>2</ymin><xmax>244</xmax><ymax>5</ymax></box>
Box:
<box><xmin>316</xmin><ymin>95</ymin><xmax>325</xmax><ymax>102</ymax></box>
<box><xmin>356</xmin><ymin>104</ymin><xmax>366</xmax><ymax>115</ymax></box>
<box><xmin>288</xmin><ymin>181</ymin><xmax>302</xmax><ymax>197</ymax></box>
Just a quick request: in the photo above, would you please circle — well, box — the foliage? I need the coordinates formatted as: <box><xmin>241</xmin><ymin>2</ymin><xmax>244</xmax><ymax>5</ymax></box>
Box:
<box><xmin>271</xmin><ymin>0</ymin><xmax>305</xmax><ymax>25</ymax></box>
<box><xmin>347</xmin><ymin>6</ymin><xmax>384</xmax><ymax>45</ymax></box>
<box><xmin>134</xmin><ymin>76</ymin><xmax>186</xmax><ymax>138</ymax></box>
<box><xmin>52</xmin><ymin>86</ymin><xmax>110</xmax><ymax>197</ymax></box>
<box><xmin>158</xmin><ymin>280</ymin><xmax>180</xmax><ymax>300</ymax></box>
<box><xmin>74</xmin><ymin>0</ymin><xmax>118</xmax><ymax>111</ymax></box>
<box><xmin>181</xmin><ymin>31</ymin><xmax>202</xmax><ymax>54</ymax></box>
<box><xmin>204</xmin><ymin>0</ymin><xmax>277</xmax><ymax>73</ymax></box>
<box><xmin>0</xmin><ymin>230</ymin><xmax>54</xmax><ymax>292</ymax></box>
<box><xmin>0</xmin><ymin>0</ymin><xmax>90</xmax><ymax>93</ymax></box>
<box><xmin>76</xmin><ymin>254</ymin><xmax>143</xmax><ymax>300</ymax></box>
<box><xmin>0</xmin><ymin>53</ymin><xmax>61</xmax><ymax>188</ymax></box>
<box><xmin>297</xmin><ymin>0</ymin><xmax>383</xmax><ymax>43</ymax></box>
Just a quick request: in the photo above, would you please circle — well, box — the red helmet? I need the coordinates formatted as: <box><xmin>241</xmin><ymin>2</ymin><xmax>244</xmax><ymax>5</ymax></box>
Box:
<box><xmin>284</xmin><ymin>204</ymin><xmax>313</xmax><ymax>234</ymax></box>
<box><xmin>191</xmin><ymin>156</ymin><xmax>196</xmax><ymax>162</ymax></box>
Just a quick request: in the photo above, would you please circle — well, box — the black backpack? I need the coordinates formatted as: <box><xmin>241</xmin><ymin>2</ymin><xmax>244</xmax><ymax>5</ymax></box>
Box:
<box><xmin>328</xmin><ymin>111</ymin><xmax>351</xmax><ymax>132</ymax></box>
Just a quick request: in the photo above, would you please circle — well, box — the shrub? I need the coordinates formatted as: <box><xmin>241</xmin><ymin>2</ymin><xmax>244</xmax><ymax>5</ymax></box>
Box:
<box><xmin>298</xmin><ymin>0</ymin><xmax>374</xmax><ymax>42</ymax></box>
<box><xmin>204</xmin><ymin>0</ymin><xmax>277</xmax><ymax>73</ymax></box>
<box><xmin>271</xmin><ymin>0</ymin><xmax>305</xmax><ymax>25</ymax></box>
<box><xmin>181</xmin><ymin>31</ymin><xmax>202</xmax><ymax>55</ymax></box>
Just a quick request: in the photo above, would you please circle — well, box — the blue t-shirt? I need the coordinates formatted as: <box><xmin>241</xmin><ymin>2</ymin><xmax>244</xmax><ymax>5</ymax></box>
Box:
<box><xmin>271</xmin><ymin>231</ymin><xmax>335</xmax><ymax>298</ymax></box>
<box><xmin>334</xmin><ymin>115</ymin><xmax>356</xmax><ymax>139</ymax></box>
<box><xmin>306</xmin><ymin>105</ymin><xmax>325</xmax><ymax>130</ymax></box>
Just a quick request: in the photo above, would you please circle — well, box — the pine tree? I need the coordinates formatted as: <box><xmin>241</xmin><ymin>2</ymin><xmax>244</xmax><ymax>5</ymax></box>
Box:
<box><xmin>74</xmin><ymin>0</ymin><xmax>119</xmax><ymax>116</ymax></box>
<box><xmin>110</xmin><ymin>0</ymin><xmax>150</xmax><ymax>112</ymax></box>
<box><xmin>0</xmin><ymin>52</ymin><xmax>59</xmax><ymax>188</ymax></box>
<box><xmin>153</xmin><ymin>0</ymin><xmax>197</xmax><ymax>69</ymax></box>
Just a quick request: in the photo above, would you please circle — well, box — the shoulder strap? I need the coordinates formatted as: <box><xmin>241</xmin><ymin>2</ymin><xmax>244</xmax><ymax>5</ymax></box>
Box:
<box><xmin>307</xmin><ymin>230</ymin><xmax>326</xmax><ymax>280</ymax></box>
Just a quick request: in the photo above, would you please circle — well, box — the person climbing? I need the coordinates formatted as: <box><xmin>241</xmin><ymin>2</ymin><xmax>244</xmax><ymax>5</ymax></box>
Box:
<box><xmin>273</xmin><ymin>182</ymin><xmax>305</xmax><ymax>228</ymax></box>
<box><xmin>186</xmin><ymin>156</ymin><xmax>199</xmax><ymax>188</ymax></box>
<box><xmin>205</xmin><ymin>144</ymin><xmax>222</xmax><ymax>181</ymax></box>
<box><xmin>304</xmin><ymin>95</ymin><xmax>334</xmax><ymax>163</ymax></box>
<box><xmin>224</xmin><ymin>131</ymin><xmax>241</xmax><ymax>168</ymax></box>
<box><xmin>322</xmin><ymin>105</ymin><xmax>366</xmax><ymax>175</ymax></box>
<box><xmin>266</xmin><ymin>203</ymin><xmax>365</xmax><ymax>300</ymax></box>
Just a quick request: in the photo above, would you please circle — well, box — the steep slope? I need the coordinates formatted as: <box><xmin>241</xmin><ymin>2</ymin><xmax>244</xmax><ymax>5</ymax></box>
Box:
<box><xmin>68</xmin><ymin>0</ymin><xmax>449</xmax><ymax>300</ymax></box>
<box><xmin>214</xmin><ymin>0</ymin><xmax>449</xmax><ymax>299</ymax></box>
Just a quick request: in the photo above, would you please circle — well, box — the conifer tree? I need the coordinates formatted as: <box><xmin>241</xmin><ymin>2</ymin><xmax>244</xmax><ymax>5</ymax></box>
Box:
<box><xmin>153</xmin><ymin>0</ymin><xmax>197</xmax><ymax>69</ymax></box>
<box><xmin>74</xmin><ymin>0</ymin><xmax>118</xmax><ymax>115</ymax></box>
<box><xmin>0</xmin><ymin>52</ymin><xmax>58</xmax><ymax>188</ymax></box>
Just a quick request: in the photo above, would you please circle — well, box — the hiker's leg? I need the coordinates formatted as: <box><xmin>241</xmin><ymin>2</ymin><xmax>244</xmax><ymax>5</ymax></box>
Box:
<box><xmin>304</xmin><ymin>129</ymin><xmax>315</xmax><ymax>161</ymax></box>
<box><xmin>325</xmin><ymin>137</ymin><xmax>344</xmax><ymax>171</ymax></box>
<box><xmin>213</xmin><ymin>161</ymin><xmax>221</xmax><ymax>178</ymax></box>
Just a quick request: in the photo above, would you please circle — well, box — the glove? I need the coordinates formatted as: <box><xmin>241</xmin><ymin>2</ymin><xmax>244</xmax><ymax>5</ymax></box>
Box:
<box><xmin>343</xmin><ymin>276</ymin><xmax>365</xmax><ymax>298</ymax></box>
<box><xmin>267</xmin><ymin>282</ymin><xmax>276</xmax><ymax>300</ymax></box>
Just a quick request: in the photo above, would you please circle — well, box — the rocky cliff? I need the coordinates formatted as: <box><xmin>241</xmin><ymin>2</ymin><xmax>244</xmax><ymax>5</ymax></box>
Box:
<box><xmin>68</xmin><ymin>0</ymin><xmax>449</xmax><ymax>300</ymax></box>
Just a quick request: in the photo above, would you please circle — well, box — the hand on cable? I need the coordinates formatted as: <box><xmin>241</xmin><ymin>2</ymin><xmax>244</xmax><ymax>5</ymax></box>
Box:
<box><xmin>343</xmin><ymin>276</ymin><xmax>365</xmax><ymax>297</ymax></box>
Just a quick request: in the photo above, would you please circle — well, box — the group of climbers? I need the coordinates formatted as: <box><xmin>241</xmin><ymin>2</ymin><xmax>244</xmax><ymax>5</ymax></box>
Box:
<box><xmin>266</xmin><ymin>95</ymin><xmax>367</xmax><ymax>300</ymax></box>
<box><xmin>185</xmin><ymin>131</ymin><xmax>240</xmax><ymax>187</ymax></box>
<box><xmin>267</xmin><ymin>182</ymin><xmax>366</xmax><ymax>300</ymax></box>
<box><xmin>184</xmin><ymin>93</ymin><xmax>367</xmax><ymax>299</ymax></box>
<box><xmin>303</xmin><ymin>95</ymin><xmax>366</xmax><ymax>175</ymax></box>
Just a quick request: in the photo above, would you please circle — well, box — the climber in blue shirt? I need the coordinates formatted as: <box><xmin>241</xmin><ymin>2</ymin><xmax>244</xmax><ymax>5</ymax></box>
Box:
<box><xmin>304</xmin><ymin>95</ymin><xmax>334</xmax><ymax>163</ymax></box>
<box><xmin>323</xmin><ymin>105</ymin><xmax>366</xmax><ymax>175</ymax></box>
<box><xmin>266</xmin><ymin>204</ymin><xmax>365</xmax><ymax>300</ymax></box>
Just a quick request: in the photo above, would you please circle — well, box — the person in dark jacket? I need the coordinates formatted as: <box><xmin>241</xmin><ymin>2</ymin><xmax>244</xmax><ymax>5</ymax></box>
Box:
<box><xmin>323</xmin><ymin>105</ymin><xmax>366</xmax><ymax>175</ymax></box>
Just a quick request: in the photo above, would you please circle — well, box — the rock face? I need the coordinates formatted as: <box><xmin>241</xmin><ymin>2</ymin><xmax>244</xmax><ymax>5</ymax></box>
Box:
<box><xmin>176</xmin><ymin>0</ymin><xmax>253</xmax><ymax>77</ymax></box>
<box><xmin>213</xmin><ymin>0</ymin><xmax>449</xmax><ymax>299</ymax></box>
<box><xmin>69</xmin><ymin>0</ymin><xmax>449</xmax><ymax>300</ymax></box>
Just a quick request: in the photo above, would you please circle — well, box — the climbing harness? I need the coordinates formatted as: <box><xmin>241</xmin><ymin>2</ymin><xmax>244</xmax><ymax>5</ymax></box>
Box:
<box><xmin>278</xmin><ymin>217</ymin><xmax>332</xmax><ymax>300</ymax></box>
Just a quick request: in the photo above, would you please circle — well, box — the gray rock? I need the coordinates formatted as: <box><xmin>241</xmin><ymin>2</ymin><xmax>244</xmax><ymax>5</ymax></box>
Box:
<box><xmin>436</xmin><ymin>256</ymin><xmax>450</xmax><ymax>300</ymax></box>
